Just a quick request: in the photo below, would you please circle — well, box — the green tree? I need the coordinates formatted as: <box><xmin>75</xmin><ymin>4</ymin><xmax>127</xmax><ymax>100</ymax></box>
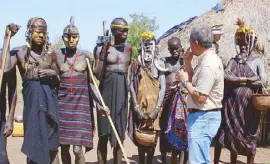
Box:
<box><xmin>127</xmin><ymin>13</ymin><xmax>159</xmax><ymax>60</ymax></box>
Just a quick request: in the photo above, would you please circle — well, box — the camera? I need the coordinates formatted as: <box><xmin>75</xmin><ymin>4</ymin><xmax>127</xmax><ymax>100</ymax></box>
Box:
<box><xmin>96</xmin><ymin>21</ymin><xmax>115</xmax><ymax>46</ymax></box>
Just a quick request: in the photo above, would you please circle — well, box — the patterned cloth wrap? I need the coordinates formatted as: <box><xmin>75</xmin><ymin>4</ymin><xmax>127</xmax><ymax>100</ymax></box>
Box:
<box><xmin>58</xmin><ymin>75</ymin><xmax>94</xmax><ymax>151</ymax></box>
<box><xmin>165</xmin><ymin>88</ymin><xmax>189</xmax><ymax>151</ymax></box>
<box><xmin>216</xmin><ymin>59</ymin><xmax>261</xmax><ymax>155</ymax></box>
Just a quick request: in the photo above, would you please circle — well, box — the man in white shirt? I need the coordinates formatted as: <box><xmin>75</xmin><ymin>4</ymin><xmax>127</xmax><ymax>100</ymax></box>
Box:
<box><xmin>177</xmin><ymin>27</ymin><xmax>224</xmax><ymax>164</ymax></box>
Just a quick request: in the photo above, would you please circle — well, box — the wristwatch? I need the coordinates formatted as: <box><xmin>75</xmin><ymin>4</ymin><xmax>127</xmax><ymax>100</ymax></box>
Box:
<box><xmin>183</xmin><ymin>80</ymin><xmax>189</xmax><ymax>88</ymax></box>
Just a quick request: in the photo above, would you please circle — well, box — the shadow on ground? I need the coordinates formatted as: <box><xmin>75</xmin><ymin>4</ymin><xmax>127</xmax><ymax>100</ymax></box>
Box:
<box><xmin>87</xmin><ymin>156</ymin><xmax>266</xmax><ymax>164</ymax></box>
<box><xmin>218</xmin><ymin>160</ymin><xmax>261</xmax><ymax>164</ymax></box>
<box><xmin>86</xmin><ymin>155</ymin><xmax>177</xmax><ymax>164</ymax></box>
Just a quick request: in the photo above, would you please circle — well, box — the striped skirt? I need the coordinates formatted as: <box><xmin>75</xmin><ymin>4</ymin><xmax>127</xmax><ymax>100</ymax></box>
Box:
<box><xmin>58</xmin><ymin>75</ymin><xmax>94</xmax><ymax>149</ymax></box>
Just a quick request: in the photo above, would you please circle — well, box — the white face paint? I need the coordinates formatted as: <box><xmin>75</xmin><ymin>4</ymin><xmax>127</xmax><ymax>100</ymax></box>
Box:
<box><xmin>142</xmin><ymin>40</ymin><xmax>155</xmax><ymax>63</ymax></box>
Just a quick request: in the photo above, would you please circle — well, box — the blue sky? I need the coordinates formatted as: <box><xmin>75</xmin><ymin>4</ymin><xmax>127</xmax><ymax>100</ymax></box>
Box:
<box><xmin>0</xmin><ymin>0</ymin><xmax>219</xmax><ymax>51</ymax></box>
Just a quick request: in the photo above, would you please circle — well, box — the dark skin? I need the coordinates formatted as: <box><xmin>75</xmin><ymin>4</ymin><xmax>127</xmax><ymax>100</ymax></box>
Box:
<box><xmin>3</xmin><ymin>69</ymin><xmax>17</xmax><ymax>138</ymax></box>
<box><xmin>3</xmin><ymin>22</ymin><xmax>59</xmax><ymax>83</ymax></box>
<box><xmin>94</xmin><ymin>24</ymin><xmax>131</xmax><ymax>73</ymax></box>
<box><xmin>222</xmin><ymin>37</ymin><xmax>262</xmax><ymax>86</ymax></box>
<box><xmin>94</xmin><ymin>18</ymin><xmax>132</xmax><ymax>164</ymax></box>
<box><xmin>57</xmin><ymin>33</ymin><xmax>86</xmax><ymax>164</ymax></box>
<box><xmin>165</xmin><ymin>37</ymin><xmax>185</xmax><ymax>86</ymax></box>
<box><xmin>1</xmin><ymin>21</ymin><xmax>59</xmax><ymax>164</ymax></box>
<box><xmin>130</xmin><ymin>40</ymin><xmax>166</xmax><ymax>120</ymax></box>
<box><xmin>161</xmin><ymin>37</ymin><xmax>188</xmax><ymax>164</ymax></box>
<box><xmin>57</xmin><ymin>34</ymin><xmax>92</xmax><ymax>77</ymax></box>
<box><xmin>0</xmin><ymin>24</ymin><xmax>18</xmax><ymax>137</ymax></box>
<box><xmin>57</xmin><ymin>32</ymin><xmax>103</xmax><ymax>164</ymax></box>
<box><xmin>94</xmin><ymin>18</ymin><xmax>131</xmax><ymax>114</ymax></box>
<box><xmin>0</xmin><ymin>68</ymin><xmax>17</xmax><ymax>164</ymax></box>
<box><xmin>214</xmin><ymin>36</ymin><xmax>264</xmax><ymax>164</ymax></box>
<box><xmin>129</xmin><ymin>39</ymin><xmax>166</xmax><ymax>164</ymax></box>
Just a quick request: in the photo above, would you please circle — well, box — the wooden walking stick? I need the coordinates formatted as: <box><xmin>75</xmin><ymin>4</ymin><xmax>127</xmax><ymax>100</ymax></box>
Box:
<box><xmin>86</xmin><ymin>58</ymin><xmax>130</xmax><ymax>164</ymax></box>
<box><xmin>0</xmin><ymin>24</ymin><xmax>20</xmax><ymax>95</ymax></box>
<box><xmin>0</xmin><ymin>30</ymin><xmax>12</xmax><ymax>95</ymax></box>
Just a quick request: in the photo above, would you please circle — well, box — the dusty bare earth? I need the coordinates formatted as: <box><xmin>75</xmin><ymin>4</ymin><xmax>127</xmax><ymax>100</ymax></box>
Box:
<box><xmin>5</xmin><ymin>71</ymin><xmax>270</xmax><ymax>164</ymax></box>
<box><xmin>6</xmin><ymin>135</ymin><xmax>270</xmax><ymax>164</ymax></box>
<box><xmin>5</xmin><ymin>93</ymin><xmax>270</xmax><ymax>164</ymax></box>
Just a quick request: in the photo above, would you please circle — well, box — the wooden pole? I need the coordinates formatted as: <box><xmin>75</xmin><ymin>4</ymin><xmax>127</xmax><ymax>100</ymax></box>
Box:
<box><xmin>0</xmin><ymin>30</ymin><xmax>12</xmax><ymax>95</ymax></box>
<box><xmin>86</xmin><ymin>58</ymin><xmax>130</xmax><ymax>164</ymax></box>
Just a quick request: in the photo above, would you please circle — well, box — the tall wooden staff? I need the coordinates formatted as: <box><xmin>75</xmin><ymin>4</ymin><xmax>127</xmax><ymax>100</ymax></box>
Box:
<box><xmin>86</xmin><ymin>58</ymin><xmax>130</xmax><ymax>164</ymax></box>
<box><xmin>0</xmin><ymin>24</ymin><xmax>20</xmax><ymax>95</ymax></box>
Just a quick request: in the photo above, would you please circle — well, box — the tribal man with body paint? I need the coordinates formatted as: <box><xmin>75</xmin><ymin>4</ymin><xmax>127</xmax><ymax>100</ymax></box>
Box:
<box><xmin>55</xmin><ymin>17</ymin><xmax>105</xmax><ymax>164</ymax></box>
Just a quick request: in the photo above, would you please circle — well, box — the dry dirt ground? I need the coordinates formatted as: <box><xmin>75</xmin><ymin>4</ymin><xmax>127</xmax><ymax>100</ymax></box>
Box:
<box><xmin>6</xmin><ymin>93</ymin><xmax>270</xmax><ymax>164</ymax></box>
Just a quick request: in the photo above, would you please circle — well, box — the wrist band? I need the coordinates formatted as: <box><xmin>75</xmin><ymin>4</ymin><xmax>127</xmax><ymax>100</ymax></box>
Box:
<box><xmin>239</xmin><ymin>77</ymin><xmax>247</xmax><ymax>85</ymax></box>
<box><xmin>240</xmin><ymin>77</ymin><xmax>247</xmax><ymax>81</ymax></box>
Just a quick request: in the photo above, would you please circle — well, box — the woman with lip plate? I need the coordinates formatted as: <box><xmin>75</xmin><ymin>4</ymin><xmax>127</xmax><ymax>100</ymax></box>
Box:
<box><xmin>214</xmin><ymin>18</ymin><xmax>268</xmax><ymax>164</ymax></box>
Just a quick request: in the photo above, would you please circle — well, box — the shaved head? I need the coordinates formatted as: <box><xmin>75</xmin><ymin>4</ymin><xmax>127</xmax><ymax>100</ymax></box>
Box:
<box><xmin>168</xmin><ymin>37</ymin><xmax>181</xmax><ymax>47</ymax></box>
<box><xmin>111</xmin><ymin>17</ymin><xmax>128</xmax><ymax>26</ymax></box>
<box><xmin>167</xmin><ymin>37</ymin><xmax>183</xmax><ymax>58</ymax></box>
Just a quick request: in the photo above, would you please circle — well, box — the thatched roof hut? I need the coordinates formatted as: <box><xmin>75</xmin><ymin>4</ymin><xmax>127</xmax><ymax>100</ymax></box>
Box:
<box><xmin>158</xmin><ymin>0</ymin><xmax>270</xmax><ymax>80</ymax></box>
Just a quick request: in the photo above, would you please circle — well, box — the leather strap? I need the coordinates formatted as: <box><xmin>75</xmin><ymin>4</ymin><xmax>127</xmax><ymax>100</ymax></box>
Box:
<box><xmin>189</xmin><ymin>108</ymin><xmax>220</xmax><ymax>113</ymax></box>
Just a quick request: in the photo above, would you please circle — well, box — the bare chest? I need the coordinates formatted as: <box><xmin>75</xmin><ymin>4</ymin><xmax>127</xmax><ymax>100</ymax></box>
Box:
<box><xmin>106</xmin><ymin>47</ymin><xmax>130</xmax><ymax>65</ymax></box>
<box><xmin>57</xmin><ymin>53</ymin><xmax>87</xmax><ymax>74</ymax></box>
<box><xmin>165</xmin><ymin>59</ymin><xmax>182</xmax><ymax>84</ymax></box>
<box><xmin>17</xmin><ymin>50</ymin><xmax>54</xmax><ymax>79</ymax></box>
<box><xmin>165</xmin><ymin>60</ymin><xmax>182</xmax><ymax>73</ymax></box>
<box><xmin>18</xmin><ymin>51</ymin><xmax>52</xmax><ymax>70</ymax></box>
